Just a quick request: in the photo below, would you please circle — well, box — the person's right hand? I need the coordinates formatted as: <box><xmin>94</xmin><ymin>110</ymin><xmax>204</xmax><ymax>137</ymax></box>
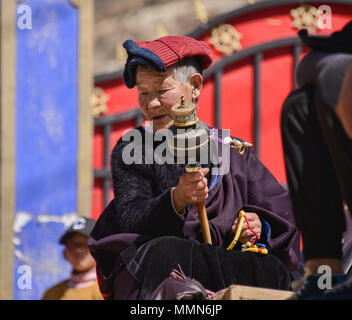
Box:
<box><xmin>172</xmin><ymin>167</ymin><xmax>209</xmax><ymax>212</ymax></box>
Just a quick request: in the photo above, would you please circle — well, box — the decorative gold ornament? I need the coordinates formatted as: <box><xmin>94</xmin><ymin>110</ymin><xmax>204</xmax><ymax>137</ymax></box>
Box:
<box><xmin>171</xmin><ymin>94</ymin><xmax>198</xmax><ymax>127</ymax></box>
<box><xmin>229</xmin><ymin>139</ymin><xmax>252</xmax><ymax>155</ymax></box>
<box><xmin>91</xmin><ymin>87</ymin><xmax>109</xmax><ymax>117</ymax></box>
<box><xmin>116</xmin><ymin>43</ymin><xmax>127</xmax><ymax>68</ymax></box>
<box><xmin>156</xmin><ymin>23</ymin><xmax>168</xmax><ymax>38</ymax></box>
<box><xmin>210</xmin><ymin>24</ymin><xmax>242</xmax><ymax>55</ymax></box>
<box><xmin>193</xmin><ymin>0</ymin><xmax>209</xmax><ymax>24</ymax></box>
<box><xmin>290</xmin><ymin>5</ymin><xmax>322</xmax><ymax>34</ymax></box>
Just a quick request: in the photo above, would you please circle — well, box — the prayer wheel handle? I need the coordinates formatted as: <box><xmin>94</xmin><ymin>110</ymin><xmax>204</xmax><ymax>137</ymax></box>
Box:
<box><xmin>185</xmin><ymin>164</ymin><xmax>212</xmax><ymax>245</ymax></box>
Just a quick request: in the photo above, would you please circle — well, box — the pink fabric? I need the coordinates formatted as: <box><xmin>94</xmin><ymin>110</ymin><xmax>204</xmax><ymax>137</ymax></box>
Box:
<box><xmin>67</xmin><ymin>268</ymin><xmax>97</xmax><ymax>289</ymax></box>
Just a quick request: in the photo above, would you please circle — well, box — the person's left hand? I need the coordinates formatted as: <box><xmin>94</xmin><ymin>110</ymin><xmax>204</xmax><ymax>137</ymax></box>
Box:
<box><xmin>231</xmin><ymin>212</ymin><xmax>262</xmax><ymax>244</ymax></box>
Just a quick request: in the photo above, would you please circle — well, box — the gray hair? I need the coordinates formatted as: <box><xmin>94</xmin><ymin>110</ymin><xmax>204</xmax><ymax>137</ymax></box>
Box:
<box><xmin>171</xmin><ymin>57</ymin><xmax>202</xmax><ymax>85</ymax></box>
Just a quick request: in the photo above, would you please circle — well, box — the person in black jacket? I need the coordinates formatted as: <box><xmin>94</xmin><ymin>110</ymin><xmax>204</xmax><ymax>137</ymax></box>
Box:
<box><xmin>281</xmin><ymin>22</ymin><xmax>352</xmax><ymax>299</ymax></box>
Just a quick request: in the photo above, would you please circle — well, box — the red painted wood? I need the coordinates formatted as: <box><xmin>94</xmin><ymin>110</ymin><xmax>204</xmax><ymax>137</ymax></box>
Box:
<box><xmin>92</xmin><ymin>3</ymin><xmax>352</xmax><ymax>218</ymax></box>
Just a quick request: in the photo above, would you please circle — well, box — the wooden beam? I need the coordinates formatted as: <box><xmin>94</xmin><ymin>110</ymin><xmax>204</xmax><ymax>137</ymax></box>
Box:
<box><xmin>70</xmin><ymin>0</ymin><xmax>94</xmax><ymax>218</ymax></box>
<box><xmin>0</xmin><ymin>0</ymin><xmax>17</xmax><ymax>300</ymax></box>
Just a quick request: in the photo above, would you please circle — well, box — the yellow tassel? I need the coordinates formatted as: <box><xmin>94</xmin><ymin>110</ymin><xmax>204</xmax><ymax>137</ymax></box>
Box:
<box><xmin>227</xmin><ymin>210</ymin><xmax>245</xmax><ymax>250</ymax></box>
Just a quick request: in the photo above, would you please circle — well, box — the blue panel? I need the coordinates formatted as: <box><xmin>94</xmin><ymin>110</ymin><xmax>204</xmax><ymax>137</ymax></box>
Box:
<box><xmin>14</xmin><ymin>0</ymin><xmax>79</xmax><ymax>300</ymax></box>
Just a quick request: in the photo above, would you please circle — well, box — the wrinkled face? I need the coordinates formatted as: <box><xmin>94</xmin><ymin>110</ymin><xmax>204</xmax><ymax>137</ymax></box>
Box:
<box><xmin>64</xmin><ymin>233</ymin><xmax>96</xmax><ymax>273</ymax></box>
<box><xmin>136</xmin><ymin>66</ymin><xmax>194</xmax><ymax>131</ymax></box>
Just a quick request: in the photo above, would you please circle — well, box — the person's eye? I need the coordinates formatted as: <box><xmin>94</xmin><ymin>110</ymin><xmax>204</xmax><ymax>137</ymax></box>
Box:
<box><xmin>158</xmin><ymin>89</ymin><xmax>170</xmax><ymax>96</ymax></box>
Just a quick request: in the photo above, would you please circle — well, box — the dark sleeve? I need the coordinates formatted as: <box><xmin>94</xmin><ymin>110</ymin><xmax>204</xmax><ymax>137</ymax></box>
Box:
<box><xmin>244</xmin><ymin>148</ymin><xmax>300</xmax><ymax>272</ymax></box>
<box><xmin>110</xmin><ymin>139</ymin><xmax>184</xmax><ymax>236</ymax></box>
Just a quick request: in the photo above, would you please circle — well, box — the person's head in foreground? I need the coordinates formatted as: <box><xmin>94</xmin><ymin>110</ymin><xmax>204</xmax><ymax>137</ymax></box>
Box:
<box><xmin>123</xmin><ymin>36</ymin><xmax>212</xmax><ymax>131</ymax></box>
<box><xmin>60</xmin><ymin>217</ymin><xmax>97</xmax><ymax>273</ymax></box>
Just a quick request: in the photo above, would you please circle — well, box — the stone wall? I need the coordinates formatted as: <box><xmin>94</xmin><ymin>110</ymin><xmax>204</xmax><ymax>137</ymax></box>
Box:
<box><xmin>94</xmin><ymin>0</ymin><xmax>264</xmax><ymax>75</ymax></box>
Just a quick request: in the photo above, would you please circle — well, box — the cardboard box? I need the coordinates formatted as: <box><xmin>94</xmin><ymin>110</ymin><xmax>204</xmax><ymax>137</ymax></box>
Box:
<box><xmin>209</xmin><ymin>284</ymin><xmax>294</xmax><ymax>300</ymax></box>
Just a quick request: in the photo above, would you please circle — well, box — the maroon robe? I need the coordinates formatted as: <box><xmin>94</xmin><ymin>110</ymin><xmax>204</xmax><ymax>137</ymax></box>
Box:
<box><xmin>88</xmin><ymin>125</ymin><xmax>300</xmax><ymax>299</ymax></box>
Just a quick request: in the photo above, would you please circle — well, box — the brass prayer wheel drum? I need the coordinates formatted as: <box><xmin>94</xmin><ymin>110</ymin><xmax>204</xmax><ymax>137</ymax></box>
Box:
<box><xmin>167</xmin><ymin>126</ymin><xmax>209</xmax><ymax>165</ymax></box>
<box><xmin>168</xmin><ymin>95</ymin><xmax>210</xmax><ymax>165</ymax></box>
<box><xmin>171</xmin><ymin>94</ymin><xmax>198</xmax><ymax>127</ymax></box>
<box><xmin>168</xmin><ymin>95</ymin><xmax>212</xmax><ymax>245</ymax></box>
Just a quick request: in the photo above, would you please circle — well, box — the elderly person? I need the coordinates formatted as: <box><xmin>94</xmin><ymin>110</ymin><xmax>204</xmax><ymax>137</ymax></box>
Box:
<box><xmin>89</xmin><ymin>36</ymin><xmax>300</xmax><ymax>300</ymax></box>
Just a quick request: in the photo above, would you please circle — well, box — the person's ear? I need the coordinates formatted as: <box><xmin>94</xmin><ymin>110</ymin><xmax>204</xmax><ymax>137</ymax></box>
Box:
<box><xmin>189</xmin><ymin>73</ymin><xmax>203</xmax><ymax>101</ymax></box>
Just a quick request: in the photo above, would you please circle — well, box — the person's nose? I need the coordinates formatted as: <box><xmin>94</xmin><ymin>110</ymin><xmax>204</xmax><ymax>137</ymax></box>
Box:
<box><xmin>148</xmin><ymin>95</ymin><xmax>162</xmax><ymax>109</ymax></box>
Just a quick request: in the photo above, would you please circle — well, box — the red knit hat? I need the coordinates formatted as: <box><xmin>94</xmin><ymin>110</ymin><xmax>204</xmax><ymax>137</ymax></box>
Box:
<box><xmin>123</xmin><ymin>36</ymin><xmax>212</xmax><ymax>88</ymax></box>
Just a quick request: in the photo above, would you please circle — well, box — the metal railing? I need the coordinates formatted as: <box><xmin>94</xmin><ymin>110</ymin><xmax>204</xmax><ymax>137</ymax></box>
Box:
<box><xmin>204</xmin><ymin>37</ymin><xmax>303</xmax><ymax>157</ymax></box>
<box><xmin>93</xmin><ymin>37</ymin><xmax>303</xmax><ymax>207</ymax></box>
<box><xmin>93</xmin><ymin>0</ymin><xmax>352</xmax><ymax>208</ymax></box>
